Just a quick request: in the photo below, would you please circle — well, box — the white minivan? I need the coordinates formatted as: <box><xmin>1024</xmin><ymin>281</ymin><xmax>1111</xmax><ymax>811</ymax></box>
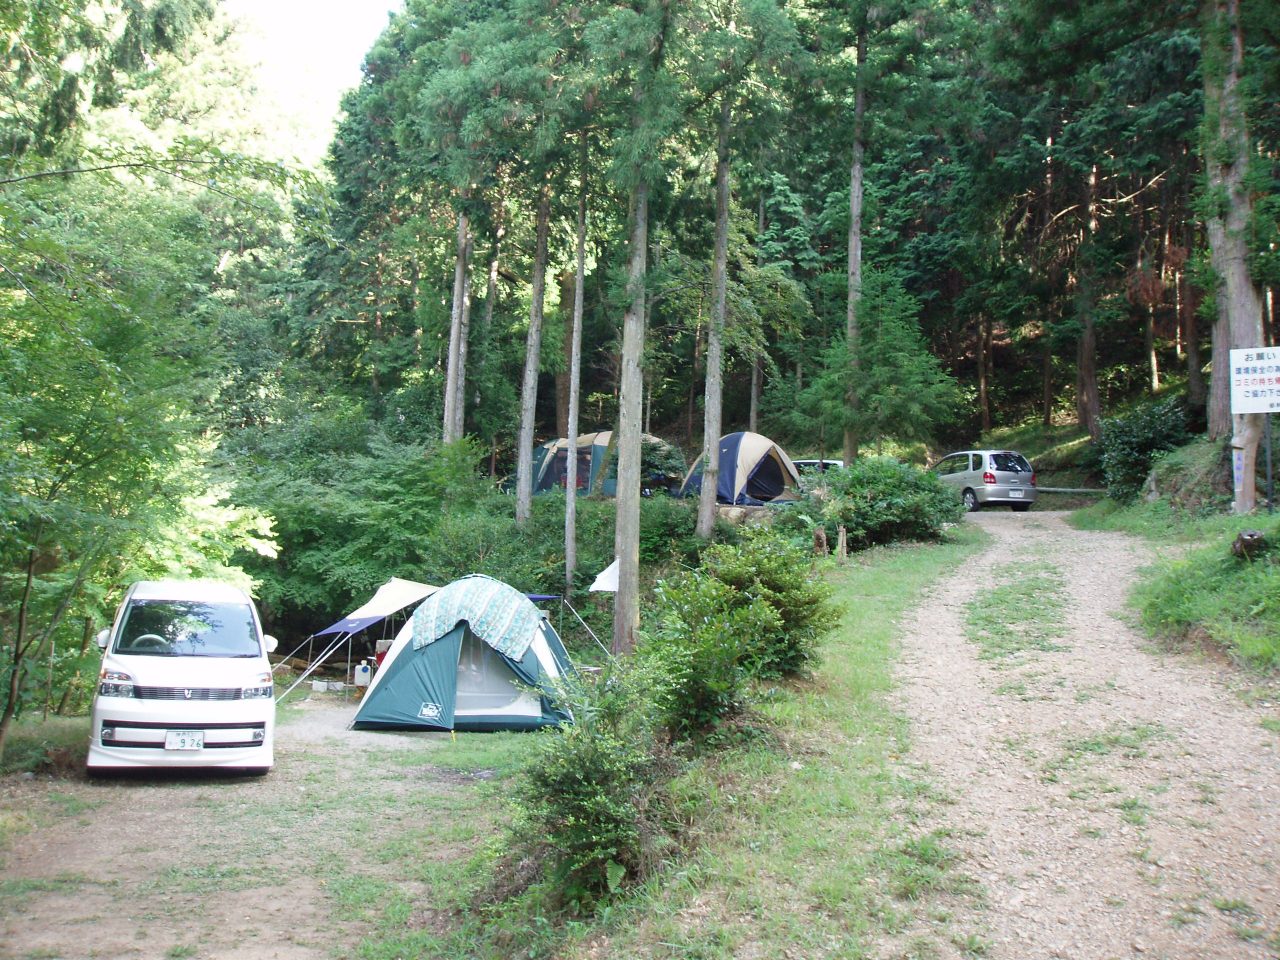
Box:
<box><xmin>87</xmin><ymin>580</ymin><xmax>278</xmax><ymax>775</ymax></box>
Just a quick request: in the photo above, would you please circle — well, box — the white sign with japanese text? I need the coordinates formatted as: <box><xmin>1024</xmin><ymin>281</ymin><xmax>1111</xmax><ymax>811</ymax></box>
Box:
<box><xmin>1229</xmin><ymin>347</ymin><xmax>1280</xmax><ymax>414</ymax></box>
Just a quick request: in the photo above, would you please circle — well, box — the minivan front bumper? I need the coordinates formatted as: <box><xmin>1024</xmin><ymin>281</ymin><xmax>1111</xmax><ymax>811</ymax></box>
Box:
<box><xmin>88</xmin><ymin>697</ymin><xmax>274</xmax><ymax>770</ymax></box>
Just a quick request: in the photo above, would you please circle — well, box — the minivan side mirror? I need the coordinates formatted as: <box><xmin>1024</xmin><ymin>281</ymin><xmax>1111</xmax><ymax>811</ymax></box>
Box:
<box><xmin>263</xmin><ymin>634</ymin><xmax>278</xmax><ymax>654</ymax></box>
<box><xmin>95</xmin><ymin>628</ymin><xmax>110</xmax><ymax>649</ymax></box>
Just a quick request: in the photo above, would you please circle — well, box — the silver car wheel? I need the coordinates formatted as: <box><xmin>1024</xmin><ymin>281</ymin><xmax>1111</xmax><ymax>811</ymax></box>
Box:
<box><xmin>962</xmin><ymin>489</ymin><xmax>979</xmax><ymax>512</ymax></box>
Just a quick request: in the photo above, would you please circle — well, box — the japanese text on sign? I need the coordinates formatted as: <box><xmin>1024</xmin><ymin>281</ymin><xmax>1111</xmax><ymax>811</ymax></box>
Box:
<box><xmin>1229</xmin><ymin>347</ymin><xmax>1280</xmax><ymax>415</ymax></box>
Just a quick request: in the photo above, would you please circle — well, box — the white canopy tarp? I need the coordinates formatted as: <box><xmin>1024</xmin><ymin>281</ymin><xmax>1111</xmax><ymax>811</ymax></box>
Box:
<box><xmin>589</xmin><ymin>559</ymin><xmax>619</xmax><ymax>593</ymax></box>
<box><xmin>314</xmin><ymin>577</ymin><xmax>439</xmax><ymax>637</ymax></box>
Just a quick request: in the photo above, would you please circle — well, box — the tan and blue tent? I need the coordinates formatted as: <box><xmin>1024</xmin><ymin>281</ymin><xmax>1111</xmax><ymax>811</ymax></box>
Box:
<box><xmin>531</xmin><ymin>431</ymin><xmax>686</xmax><ymax>496</ymax></box>
<box><xmin>350</xmin><ymin>574</ymin><xmax>573</xmax><ymax>732</ymax></box>
<box><xmin>679</xmin><ymin>431</ymin><xmax>802</xmax><ymax>505</ymax></box>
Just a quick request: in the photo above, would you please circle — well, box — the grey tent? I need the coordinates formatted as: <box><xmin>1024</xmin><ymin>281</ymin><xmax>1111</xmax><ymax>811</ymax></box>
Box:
<box><xmin>350</xmin><ymin>574</ymin><xmax>573</xmax><ymax>732</ymax></box>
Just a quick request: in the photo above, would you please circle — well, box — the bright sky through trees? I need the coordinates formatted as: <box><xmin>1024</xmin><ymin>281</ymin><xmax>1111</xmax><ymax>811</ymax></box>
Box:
<box><xmin>223</xmin><ymin>0</ymin><xmax>403</xmax><ymax>165</ymax></box>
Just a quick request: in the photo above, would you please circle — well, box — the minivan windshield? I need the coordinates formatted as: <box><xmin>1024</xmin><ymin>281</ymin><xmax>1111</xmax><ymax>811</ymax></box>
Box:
<box><xmin>990</xmin><ymin>453</ymin><xmax>1033</xmax><ymax>473</ymax></box>
<box><xmin>115</xmin><ymin>600</ymin><xmax>260</xmax><ymax>657</ymax></box>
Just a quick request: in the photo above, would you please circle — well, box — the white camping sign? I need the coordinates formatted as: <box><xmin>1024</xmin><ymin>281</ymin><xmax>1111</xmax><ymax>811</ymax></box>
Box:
<box><xmin>1229</xmin><ymin>347</ymin><xmax>1280</xmax><ymax>414</ymax></box>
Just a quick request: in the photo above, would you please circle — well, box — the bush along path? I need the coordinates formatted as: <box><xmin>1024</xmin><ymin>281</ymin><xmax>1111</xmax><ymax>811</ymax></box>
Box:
<box><xmin>888</xmin><ymin>511</ymin><xmax>1280</xmax><ymax>959</ymax></box>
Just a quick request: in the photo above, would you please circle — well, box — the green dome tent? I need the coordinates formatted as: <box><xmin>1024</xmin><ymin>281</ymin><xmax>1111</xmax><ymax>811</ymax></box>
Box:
<box><xmin>350</xmin><ymin>575</ymin><xmax>573</xmax><ymax>732</ymax></box>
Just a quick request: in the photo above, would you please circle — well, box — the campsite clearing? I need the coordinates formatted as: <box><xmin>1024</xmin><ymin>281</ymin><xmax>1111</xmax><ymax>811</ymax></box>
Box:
<box><xmin>1</xmin><ymin>512</ymin><xmax>1278</xmax><ymax>959</ymax></box>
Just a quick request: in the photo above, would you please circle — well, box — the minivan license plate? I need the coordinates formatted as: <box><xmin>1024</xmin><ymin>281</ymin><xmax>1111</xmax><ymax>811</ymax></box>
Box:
<box><xmin>1009</xmin><ymin>489</ymin><xmax>1024</xmax><ymax>498</ymax></box>
<box><xmin>165</xmin><ymin>731</ymin><xmax>204</xmax><ymax>751</ymax></box>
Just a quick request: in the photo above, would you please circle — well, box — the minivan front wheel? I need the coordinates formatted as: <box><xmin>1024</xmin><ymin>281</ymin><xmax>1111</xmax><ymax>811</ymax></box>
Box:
<box><xmin>962</xmin><ymin>489</ymin><xmax>979</xmax><ymax>512</ymax></box>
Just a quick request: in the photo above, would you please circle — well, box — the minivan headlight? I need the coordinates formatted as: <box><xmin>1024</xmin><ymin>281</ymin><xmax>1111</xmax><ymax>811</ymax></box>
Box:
<box><xmin>98</xmin><ymin>670</ymin><xmax>135</xmax><ymax>698</ymax></box>
<box><xmin>242</xmin><ymin>675</ymin><xmax>273</xmax><ymax>700</ymax></box>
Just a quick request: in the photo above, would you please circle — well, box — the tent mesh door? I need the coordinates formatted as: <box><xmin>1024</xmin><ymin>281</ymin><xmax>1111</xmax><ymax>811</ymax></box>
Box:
<box><xmin>456</xmin><ymin>628</ymin><xmax>524</xmax><ymax>711</ymax></box>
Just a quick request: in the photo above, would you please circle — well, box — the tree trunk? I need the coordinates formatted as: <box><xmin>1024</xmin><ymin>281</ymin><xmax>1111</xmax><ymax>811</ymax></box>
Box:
<box><xmin>687</xmin><ymin>301</ymin><xmax>703</xmax><ymax>445</ymax></box>
<box><xmin>1145</xmin><ymin>303</ymin><xmax>1158</xmax><ymax>393</ymax></box>
<box><xmin>1041</xmin><ymin>333</ymin><xmax>1053</xmax><ymax>427</ymax></box>
<box><xmin>1181</xmin><ymin>217</ymin><xmax>1207</xmax><ymax>413</ymax></box>
<box><xmin>843</xmin><ymin>22</ymin><xmax>867</xmax><ymax>467</ymax></box>
<box><xmin>978</xmin><ymin>314</ymin><xmax>993</xmax><ymax>433</ymax></box>
<box><xmin>1076</xmin><ymin>300</ymin><xmax>1102</xmax><ymax>441</ymax></box>
<box><xmin>442</xmin><ymin>206</ymin><xmax>470</xmax><ymax>443</ymax></box>
<box><xmin>1203</xmin><ymin>0</ymin><xmax>1265</xmax><ymax>511</ymax></box>
<box><xmin>452</xmin><ymin>232</ymin><xmax>473</xmax><ymax>440</ymax></box>
<box><xmin>515</xmin><ymin>182</ymin><xmax>552</xmax><ymax>527</ymax></box>
<box><xmin>557</xmin><ymin>270</ymin><xmax>574</xmax><ymax>439</ymax></box>
<box><xmin>1208</xmin><ymin>315</ymin><xmax>1230</xmax><ymax>437</ymax></box>
<box><xmin>565</xmin><ymin>137</ymin><xmax>589</xmax><ymax>597</ymax></box>
<box><xmin>749</xmin><ymin>190</ymin><xmax>765</xmax><ymax>434</ymax></box>
<box><xmin>698</xmin><ymin>97</ymin><xmax>732</xmax><ymax>540</ymax></box>
<box><xmin>613</xmin><ymin>181</ymin><xmax>649</xmax><ymax>655</ymax></box>
<box><xmin>0</xmin><ymin>551</ymin><xmax>37</xmax><ymax>763</ymax></box>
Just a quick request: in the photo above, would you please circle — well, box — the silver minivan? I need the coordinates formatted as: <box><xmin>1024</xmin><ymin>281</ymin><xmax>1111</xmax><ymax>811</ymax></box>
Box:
<box><xmin>932</xmin><ymin>449</ymin><xmax>1037</xmax><ymax>512</ymax></box>
<box><xmin>87</xmin><ymin>580</ymin><xmax>278</xmax><ymax>774</ymax></box>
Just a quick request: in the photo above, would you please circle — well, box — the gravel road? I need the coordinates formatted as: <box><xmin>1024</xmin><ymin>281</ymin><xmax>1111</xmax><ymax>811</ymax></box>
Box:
<box><xmin>893</xmin><ymin>510</ymin><xmax>1279</xmax><ymax>959</ymax></box>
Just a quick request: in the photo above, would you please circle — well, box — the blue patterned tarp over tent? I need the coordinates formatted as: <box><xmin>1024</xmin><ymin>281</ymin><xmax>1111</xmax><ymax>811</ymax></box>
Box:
<box><xmin>410</xmin><ymin>574</ymin><xmax>542</xmax><ymax>660</ymax></box>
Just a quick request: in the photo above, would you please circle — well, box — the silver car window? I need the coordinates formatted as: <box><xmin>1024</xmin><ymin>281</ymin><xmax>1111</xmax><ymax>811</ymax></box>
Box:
<box><xmin>991</xmin><ymin>453</ymin><xmax>1032</xmax><ymax>473</ymax></box>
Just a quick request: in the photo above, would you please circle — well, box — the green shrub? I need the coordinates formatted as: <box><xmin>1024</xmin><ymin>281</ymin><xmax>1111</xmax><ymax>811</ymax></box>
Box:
<box><xmin>694</xmin><ymin>528</ymin><xmax>840</xmax><ymax>678</ymax></box>
<box><xmin>1097</xmin><ymin>396</ymin><xmax>1191</xmax><ymax>501</ymax></box>
<box><xmin>508</xmin><ymin>658</ymin><xmax>681</xmax><ymax>910</ymax></box>
<box><xmin>642</xmin><ymin>572</ymin><xmax>780</xmax><ymax>739</ymax></box>
<box><xmin>777</xmin><ymin>457</ymin><xmax>963</xmax><ymax>550</ymax></box>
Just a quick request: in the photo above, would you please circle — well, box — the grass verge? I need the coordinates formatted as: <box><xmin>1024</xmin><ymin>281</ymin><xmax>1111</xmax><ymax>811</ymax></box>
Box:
<box><xmin>0</xmin><ymin>715</ymin><xmax>88</xmax><ymax>778</ymax></box>
<box><xmin>1073</xmin><ymin>503</ymin><xmax>1280</xmax><ymax>673</ymax></box>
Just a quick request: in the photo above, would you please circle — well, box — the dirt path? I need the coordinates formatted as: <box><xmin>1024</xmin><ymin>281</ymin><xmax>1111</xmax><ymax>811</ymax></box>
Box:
<box><xmin>895</xmin><ymin>511</ymin><xmax>1280</xmax><ymax>959</ymax></box>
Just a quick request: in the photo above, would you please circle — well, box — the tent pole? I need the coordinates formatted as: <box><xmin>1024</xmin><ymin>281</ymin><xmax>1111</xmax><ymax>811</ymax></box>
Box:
<box><xmin>345</xmin><ymin>639</ymin><xmax>353</xmax><ymax>698</ymax></box>
<box><xmin>275</xmin><ymin>632</ymin><xmax>352</xmax><ymax>703</ymax></box>
<box><xmin>561</xmin><ymin>597</ymin><xmax>612</xmax><ymax>658</ymax></box>
<box><xmin>273</xmin><ymin>634</ymin><xmax>320</xmax><ymax>673</ymax></box>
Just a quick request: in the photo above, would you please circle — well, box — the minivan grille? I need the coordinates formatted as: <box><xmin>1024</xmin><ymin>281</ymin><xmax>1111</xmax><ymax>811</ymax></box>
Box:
<box><xmin>133</xmin><ymin>686</ymin><xmax>241</xmax><ymax>701</ymax></box>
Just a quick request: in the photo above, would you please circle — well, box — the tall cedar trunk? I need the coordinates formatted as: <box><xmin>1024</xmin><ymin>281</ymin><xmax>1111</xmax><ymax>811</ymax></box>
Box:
<box><xmin>613</xmin><ymin>182</ymin><xmax>649</xmax><ymax>654</ymax></box>
<box><xmin>687</xmin><ymin>302</ymin><xmax>703</xmax><ymax>444</ymax></box>
<box><xmin>1042</xmin><ymin>334</ymin><xmax>1053</xmax><ymax>426</ymax></box>
<box><xmin>749</xmin><ymin>191</ymin><xmax>765</xmax><ymax>432</ymax></box>
<box><xmin>1041</xmin><ymin>133</ymin><xmax>1055</xmax><ymax>427</ymax></box>
<box><xmin>372</xmin><ymin>259</ymin><xmax>383</xmax><ymax>401</ymax></box>
<box><xmin>1076</xmin><ymin>165</ymin><xmax>1102</xmax><ymax>440</ymax></box>
<box><xmin>1203</xmin><ymin>0</ymin><xmax>1265</xmax><ymax>510</ymax></box>
<box><xmin>556</xmin><ymin>270</ymin><xmax>574</xmax><ymax>438</ymax></box>
<box><xmin>479</xmin><ymin>210</ymin><xmax>504</xmax><ymax>429</ymax></box>
<box><xmin>442</xmin><ymin>206</ymin><xmax>470</xmax><ymax>443</ymax></box>
<box><xmin>452</xmin><ymin>232</ymin><xmax>474</xmax><ymax>440</ymax></box>
<box><xmin>978</xmin><ymin>314</ymin><xmax>992</xmax><ymax>432</ymax></box>
<box><xmin>1181</xmin><ymin>216</ymin><xmax>1207</xmax><ymax>411</ymax></box>
<box><xmin>515</xmin><ymin>182</ymin><xmax>552</xmax><ymax>527</ymax></box>
<box><xmin>1076</xmin><ymin>298</ymin><xmax>1102</xmax><ymax>440</ymax></box>
<box><xmin>0</xmin><ymin>552</ymin><xmax>37</xmax><ymax>761</ymax></box>
<box><xmin>697</xmin><ymin>97</ymin><xmax>732</xmax><ymax>540</ymax></box>
<box><xmin>1265</xmin><ymin>287</ymin><xmax>1274</xmax><ymax>346</ymax></box>
<box><xmin>1145</xmin><ymin>304</ymin><xmax>1158</xmax><ymax>392</ymax></box>
<box><xmin>565</xmin><ymin>136</ymin><xmax>589</xmax><ymax>597</ymax></box>
<box><xmin>843</xmin><ymin>22</ymin><xmax>867</xmax><ymax>467</ymax></box>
